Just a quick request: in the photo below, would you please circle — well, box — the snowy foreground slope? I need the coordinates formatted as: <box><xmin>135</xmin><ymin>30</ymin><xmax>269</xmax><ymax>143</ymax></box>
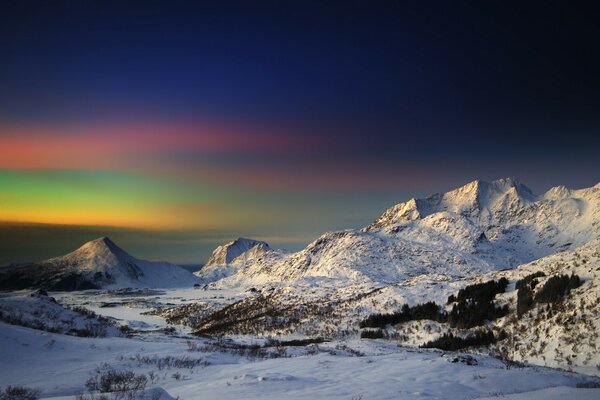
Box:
<box><xmin>1</xmin><ymin>311</ymin><xmax>599</xmax><ymax>400</ymax></box>
<box><xmin>0</xmin><ymin>237</ymin><xmax>199</xmax><ymax>290</ymax></box>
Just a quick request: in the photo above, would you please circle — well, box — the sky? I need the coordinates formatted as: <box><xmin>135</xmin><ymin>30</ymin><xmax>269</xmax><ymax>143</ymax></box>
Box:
<box><xmin>1</xmin><ymin>1</ymin><xmax>599</xmax><ymax>265</ymax></box>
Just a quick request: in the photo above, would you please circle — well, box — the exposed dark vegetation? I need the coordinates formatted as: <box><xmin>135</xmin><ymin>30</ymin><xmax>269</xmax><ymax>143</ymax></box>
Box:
<box><xmin>360</xmin><ymin>329</ymin><xmax>385</xmax><ymax>339</ymax></box>
<box><xmin>447</xmin><ymin>278</ymin><xmax>509</xmax><ymax>304</ymax></box>
<box><xmin>515</xmin><ymin>272</ymin><xmax>545</xmax><ymax>292</ymax></box>
<box><xmin>0</xmin><ymin>386</ymin><xmax>41</xmax><ymax>400</ymax></box>
<box><xmin>192</xmin><ymin>287</ymin><xmax>384</xmax><ymax>337</ymax></box>
<box><xmin>83</xmin><ymin>364</ymin><xmax>147</xmax><ymax>400</ymax></box>
<box><xmin>516</xmin><ymin>272</ymin><xmax>545</xmax><ymax>315</ymax></box>
<box><xmin>360</xmin><ymin>302</ymin><xmax>446</xmax><ymax>329</ymax></box>
<box><xmin>421</xmin><ymin>330</ymin><xmax>496</xmax><ymax>351</ymax></box>
<box><xmin>119</xmin><ymin>353</ymin><xmax>209</xmax><ymax>370</ymax></box>
<box><xmin>145</xmin><ymin>301</ymin><xmax>218</xmax><ymax>328</ymax></box>
<box><xmin>447</xmin><ymin>278</ymin><xmax>509</xmax><ymax>329</ymax></box>
<box><xmin>360</xmin><ymin>279</ymin><xmax>509</xmax><ymax>331</ymax></box>
<box><xmin>517</xmin><ymin>273</ymin><xmax>581</xmax><ymax>315</ymax></box>
<box><xmin>535</xmin><ymin>274</ymin><xmax>581</xmax><ymax>303</ymax></box>
<box><xmin>187</xmin><ymin>337</ymin><xmax>284</xmax><ymax>359</ymax></box>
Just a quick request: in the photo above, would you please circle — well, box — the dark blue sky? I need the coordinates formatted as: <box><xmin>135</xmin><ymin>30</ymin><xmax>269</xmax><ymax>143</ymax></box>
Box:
<box><xmin>2</xmin><ymin>1</ymin><xmax>599</xmax><ymax>135</ymax></box>
<box><xmin>1</xmin><ymin>1</ymin><xmax>599</xmax><ymax>264</ymax></box>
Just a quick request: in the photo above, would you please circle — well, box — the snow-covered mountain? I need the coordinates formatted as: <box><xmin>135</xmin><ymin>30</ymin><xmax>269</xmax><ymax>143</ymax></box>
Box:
<box><xmin>205</xmin><ymin>238</ymin><xmax>272</xmax><ymax>266</ymax></box>
<box><xmin>218</xmin><ymin>178</ymin><xmax>600</xmax><ymax>285</ymax></box>
<box><xmin>0</xmin><ymin>237</ymin><xmax>199</xmax><ymax>290</ymax></box>
<box><xmin>195</xmin><ymin>237</ymin><xmax>285</xmax><ymax>283</ymax></box>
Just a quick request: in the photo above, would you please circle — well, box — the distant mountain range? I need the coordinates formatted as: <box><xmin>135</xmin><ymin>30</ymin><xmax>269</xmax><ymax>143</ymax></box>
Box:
<box><xmin>3</xmin><ymin>177</ymin><xmax>600</xmax><ymax>292</ymax></box>
<box><xmin>199</xmin><ymin>177</ymin><xmax>600</xmax><ymax>285</ymax></box>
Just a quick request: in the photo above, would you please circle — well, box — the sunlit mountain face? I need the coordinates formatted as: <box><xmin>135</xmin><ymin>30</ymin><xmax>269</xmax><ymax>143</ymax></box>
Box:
<box><xmin>1</xmin><ymin>2</ymin><xmax>599</xmax><ymax>265</ymax></box>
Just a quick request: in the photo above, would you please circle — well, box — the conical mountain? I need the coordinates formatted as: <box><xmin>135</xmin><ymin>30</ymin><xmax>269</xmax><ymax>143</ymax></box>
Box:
<box><xmin>0</xmin><ymin>237</ymin><xmax>199</xmax><ymax>290</ymax></box>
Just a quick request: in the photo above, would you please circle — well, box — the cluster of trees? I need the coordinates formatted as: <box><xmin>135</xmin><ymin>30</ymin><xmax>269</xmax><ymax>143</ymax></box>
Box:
<box><xmin>516</xmin><ymin>272</ymin><xmax>545</xmax><ymax>315</ymax></box>
<box><xmin>447</xmin><ymin>278</ymin><xmax>509</xmax><ymax>304</ymax></box>
<box><xmin>536</xmin><ymin>273</ymin><xmax>581</xmax><ymax>302</ymax></box>
<box><xmin>420</xmin><ymin>330</ymin><xmax>496</xmax><ymax>351</ymax></box>
<box><xmin>360</xmin><ymin>328</ymin><xmax>385</xmax><ymax>339</ymax></box>
<box><xmin>360</xmin><ymin>279</ymin><xmax>509</xmax><ymax>331</ymax></box>
<box><xmin>447</xmin><ymin>278</ymin><xmax>509</xmax><ymax>328</ymax></box>
<box><xmin>359</xmin><ymin>301</ymin><xmax>446</xmax><ymax>329</ymax></box>
<box><xmin>517</xmin><ymin>273</ymin><xmax>582</xmax><ymax>315</ymax></box>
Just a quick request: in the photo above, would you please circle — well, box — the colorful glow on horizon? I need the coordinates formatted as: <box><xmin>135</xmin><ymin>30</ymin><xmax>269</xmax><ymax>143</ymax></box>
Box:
<box><xmin>0</xmin><ymin>169</ymin><xmax>254</xmax><ymax>230</ymax></box>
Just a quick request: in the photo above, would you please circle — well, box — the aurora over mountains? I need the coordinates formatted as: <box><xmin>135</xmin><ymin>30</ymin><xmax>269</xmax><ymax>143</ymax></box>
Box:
<box><xmin>1</xmin><ymin>1</ymin><xmax>599</xmax><ymax>264</ymax></box>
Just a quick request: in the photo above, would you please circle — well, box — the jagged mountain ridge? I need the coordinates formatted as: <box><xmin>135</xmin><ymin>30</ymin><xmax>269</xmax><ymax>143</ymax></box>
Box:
<box><xmin>196</xmin><ymin>237</ymin><xmax>285</xmax><ymax>283</ymax></box>
<box><xmin>204</xmin><ymin>238</ymin><xmax>272</xmax><ymax>267</ymax></box>
<box><xmin>216</xmin><ymin>178</ymin><xmax>600</xmax><ymax>285</ymax></box>
<box><xmin>0</xmin><ymin>237</ymin><xmax>199</xmax><ymax>290</ymax></box>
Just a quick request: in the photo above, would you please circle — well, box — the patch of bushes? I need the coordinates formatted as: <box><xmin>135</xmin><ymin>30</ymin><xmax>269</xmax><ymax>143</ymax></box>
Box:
<box><xmin>0</xmin><ymin>386</ymin><xmax>41</xmax><ymax>400</ymax></box>
<box><xmin>535</xmin><ymin>274</ymin><xmax>581</xmax><ymax>303</ymax></box>
<box><xmin>448</xmin><ymin>278</ymin><xmax>509</xmax><ymax>304</ymax></box>
<box><xmin>360</xmin><ymin>329</ymin><xmax>385</xmax><ymax>339</ymax></box>
<box><xmin>269</xmin><ymin>337</ymin><xmax>325</xmax><ymax>347</ymax></box>
<box><xmin>359</xmin><ymin>301</ymin><xmax>446</xmax><ymax>329</ymax></box>
<box><xmin>186</xmin><ymin>338</ymin><xmax>289</xmax><ymax>359</ymax></box>
<box><xmin>515</xmin><ymin>272</ymin><xmax>545</xmax><ymax>291</ymax></box>
<box><xmin>85</xmin><ymin>365</ymin><xmax>147</xmax><ymax>397</ymax></box>
<box><xmin>122</xmin><ymin>354</ymin><xmax>209</xmax><ymax>370</ymax></box>
<box><xmin>421</xmin><ymin>330</ymin><xmax>496</xmax><ymax>351</ymax></box>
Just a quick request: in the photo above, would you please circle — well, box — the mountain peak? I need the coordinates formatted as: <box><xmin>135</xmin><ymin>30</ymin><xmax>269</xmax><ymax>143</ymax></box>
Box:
<box><xmin>205</xmin><ymin>238</ymin><xmax>271</xmax><ymax>266</ymax></box>
<box><xmin>368</xmin><ymin>177</ymin><xmax>536</xmax><ymax>231</ymax></box>
<box><xmin>73</xmin><ymin>236</ymin><xmax>131</xmax><ymax>262</ymax></box>
<box><xmin>455</xmin><ymin>177</ymin><xmax>533</xmax><ymax>198</ymax></box>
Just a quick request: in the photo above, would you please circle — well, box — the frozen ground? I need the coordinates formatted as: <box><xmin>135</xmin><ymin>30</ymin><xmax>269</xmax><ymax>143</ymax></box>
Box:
<box><xmin>1</xmin><ymin>287</ymin><xmax>599</xmax><ymax>400</ymax></box>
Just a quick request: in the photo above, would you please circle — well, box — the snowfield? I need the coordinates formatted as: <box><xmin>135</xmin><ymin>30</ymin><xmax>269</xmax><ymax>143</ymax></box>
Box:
<box><xmin>1</xmin><ymin>315</ymin><xmax>599</xmax><ymax>400</ymax></box>
<box><xmin>2</xmin><ymin>178</ymin><xmax>600</xmax><ymax>399</ymax></box>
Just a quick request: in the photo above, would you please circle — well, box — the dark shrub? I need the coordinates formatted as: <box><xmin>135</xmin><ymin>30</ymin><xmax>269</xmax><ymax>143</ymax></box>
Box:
<box><xmin>517</xmin><ymin>273</ymin><xmax>581</xmax><ymax>315</ymax></box>
<box><xmin>447</xmin><ymin>279</ymin><xmax>509</xmax><ymax>328</ymax></box>
<box><xmin>515</xmin><ymin>272</ymin><xmax>545</xmax><ymax>291</ymax></box>
<box><xmin>361</xmin><ymin>279</ymin><xmax>509</xmax><ymax>330</ymax></box>
<box><xmin>360</xmin><ymin>329</ymin><xmax>385</xmax><ymax>339</ymax></box>
<box><xmin>421</xmin><ymin>330</ymin><xmax>496</xmax><ymax>351</ymax></box>
<box><xmin>516</xmin><ymin>272</ymin><xmax>545</xmax><ymax>315</ymax></box>
<box><xmin>454</xmin><ymin>278</ymin><xmax>509</xmax><ymax>303</ymax></box>
<box><xmin>359</xmin><ymin>301</ymin><xmax>446</xmax><ymax>329</ymax></box>
<box><xmin>535</xmin><ymin>274</ymin><xmax>582</xmax><ymax>304</ymax></box>
<box><xmin>86</xmin><ymin>366</ymin><xmax>147</xmax><ymax>394</ymax></box>
<box><xmin>517</xmin><ymin>284</ymin><xmax>534</xmax><ymax>315</ymax></box>
<box><xmin>0</xmin><ymin>386</ymin><xmax>41</xmax><ymax>400</ymax></box>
